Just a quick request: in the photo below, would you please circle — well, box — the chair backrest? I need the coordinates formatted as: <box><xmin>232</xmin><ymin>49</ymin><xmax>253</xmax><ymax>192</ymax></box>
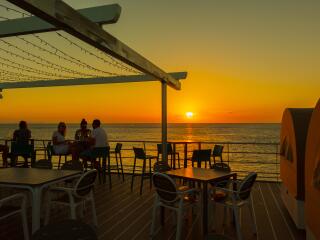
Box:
<box><xmin>211</xmin><ymin>162</ymin><xmax>231</xmax><ymax>172</ymax></box>
<box><xmin>11</xmin><ymin>139</ymin><xmax>34</xmax><ymax>156</ymax></box>
<box><xmin>153</xmin><ymin>161</ymin><xmax>171</xmax><ymax>172</ymax></box>
<box><xmin>115</xmin><ymin>143</ymin><xmax>122</xmax><ymax>153</ymax></box>
<box><xmin>74</xmin><ymin>170</ymin><xmax>97</xmax><ymax>198</ymax></box>
<box><xmin>191</xmin><ymin>149</ymin><xmax>211</xmax><ymax>167</ymax></box>
<box><xmin>238</xmin><ymin>172</ymin><xmax>257</xmax><ymax>200</ymax></box>
<box><xmin>152</xmin><ymin>172</ymin><xmax>178</xmax><ymax>203</ymax></box>
<box><xmin>212</xmin><ymin>145</ymin><xmax>224</xmax><ymax>157</ymax></box>
<box><xmin>33</xmin><ymin>159</ymin><xmax>53</xmax><ymax>169</ymax></box>
<box><xmin>133</xmin><ymin>147</ymin><xmax>146</xmax><ymax>159</ymax></box>
<box><xmin>61</xmin><ymin>160</ymin><xmax>84</xmax><ymax>171</ymax></box>
<box><xmin>46</xmin><ymin>142</ymin><xmax>53</xmax><ymax>159</ymax></box>
<box><xmin>157</xmin><ymin>143</ymin><xmax>173</xmax><ymax>155</ymax></box>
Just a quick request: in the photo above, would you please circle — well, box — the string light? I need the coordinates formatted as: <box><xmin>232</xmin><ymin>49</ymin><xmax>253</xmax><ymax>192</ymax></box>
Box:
<box><xmin>0</xmin><ymin>3</ymin><xmax>143</xmax><ymax>84</ymax></box>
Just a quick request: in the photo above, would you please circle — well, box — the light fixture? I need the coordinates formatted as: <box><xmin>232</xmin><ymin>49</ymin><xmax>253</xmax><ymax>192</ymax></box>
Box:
<box><xmin>0</xmin><ymin>88</ymin><xmax>3</xmax><ymax>99</ymax></box>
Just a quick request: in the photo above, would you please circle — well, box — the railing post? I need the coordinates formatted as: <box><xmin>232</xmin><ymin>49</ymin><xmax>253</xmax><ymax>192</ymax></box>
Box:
<box><xmin>184</xmin><ymin>143</ymin><xmax>188</xmax><ymax>168</ymax></box>
<box><xmin>173</xmin><ymin>142</ymin><xmax>176</xmax><ymax>169</ymax></box>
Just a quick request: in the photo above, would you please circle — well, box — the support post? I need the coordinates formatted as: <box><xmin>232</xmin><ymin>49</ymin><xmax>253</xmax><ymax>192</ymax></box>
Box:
<box><xmin>161</xmin><ymin>82</ymin><xmax>168</xmax><ymax>162</ymax></box>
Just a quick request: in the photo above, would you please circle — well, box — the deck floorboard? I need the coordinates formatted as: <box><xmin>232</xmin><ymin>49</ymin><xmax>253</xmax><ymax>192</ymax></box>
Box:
<box><xmin>0</xmin><ymin>175</ymin><xmax>306</xmax><ymax>240</ymax></box>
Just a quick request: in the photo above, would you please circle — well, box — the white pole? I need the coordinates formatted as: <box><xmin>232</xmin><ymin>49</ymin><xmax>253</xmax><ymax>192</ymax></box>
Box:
<box><xmin>161</xmin><ymin>81</ymin><xmax>168</xmax><ymax>162</ymax></box>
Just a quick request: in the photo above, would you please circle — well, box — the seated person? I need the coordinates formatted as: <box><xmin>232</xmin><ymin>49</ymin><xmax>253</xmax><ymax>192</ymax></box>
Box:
<box><xmin>13</xmin><ymin>120</ymin><xmax>31</xmax><ymax>144</ymax></box>
<box><xmin>73</xmin><ymin>119</ymin><xmax>92</xmax><ymax>160</ymax></box>
<box><xmin>11</xmin><ymin>120</ymin><xmax>32</xmax><ymax>166</ymax></box>
<box><xmin>75</xmin><ymin>119</ymin><xmax>91</xmax><ymax>141</ymax></box>
<box><xmin>80</xmin><ymin>119</ymin><xmax>109</xmax><ymax>168</ymax></box>
<box><xmin>52</xmin><ymin>122</ymin><xmax>78</xmax><ymax>161</ymax></box>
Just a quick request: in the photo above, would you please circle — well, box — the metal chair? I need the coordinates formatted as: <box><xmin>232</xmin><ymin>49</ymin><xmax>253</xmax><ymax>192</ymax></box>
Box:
<box><xmin>0</xmin><ymin>193</ymin><xmax>29</xmax><ymax>240</ymax></box>
<box><xmin>211</xmin><ymin>172</ymin><xmax>257</xmax><ymax>240</ymax></box>
<box><xmin>10</xmin><ymin>139</ymin><xmax>35</xmax><ymax>167</ymax></box>
<box><xmin>157</xmin><ymin>143</ymin><xmax>180</xmax><ymax>169</ymax></box>
<box><xmin>153</xmin><ymin>161</ymin><xmax>171</xmax><ymax>173</ymax></box>
<box><xmin>212</xmin><ymin>145</ymin><xmax>224</xmax><ymax>164</ymax></box>
<box><xmin>46</xmin><ymin>142</ymin><xmax>69</xmax><ymax>170</ymax></box>
<box><xmin>90</xmin><ymin>147</ymin><xmax>111</xmax><ymax>188</ymax></box>
<box><xmin>44</xmin><ymin>170</ymin><xmax>98</xmax><ymax>227</ymax></box>
<box><xmin>32</xmin><ymin>220</ymin><xmax>97</xmax><ymax>240</ymax></box>
<box><xmin>109</xmin><ymin>143</ymin><xmax>125</xmax><ymax>182</ymax></box>
<box><xmin>191</xmin><ymin>149</ymin><xmax>212</xmax><ymax>168</ymax></box>
<box><xmin>131</xmin><ymin>147</ymin><xmax>157</xmax><ymax>195</ymax></box>
<box><xmin>150</xmin><ymin>173</ymin><xmax>199</xmax><ymax>240</ymax></box>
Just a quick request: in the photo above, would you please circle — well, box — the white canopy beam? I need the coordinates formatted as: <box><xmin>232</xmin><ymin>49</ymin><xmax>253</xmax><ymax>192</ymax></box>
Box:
<box><xmin>0</xmin><ymin>72</ymin><xmax>187</xmax><ymax>90</ymax></box>
<box><xmin>7</xmin><ymin>0</ymin><xmax>182</xmax><ymax>90</ymax></box>
<box><xmin>0</xmin><ymin>4</ymin><xmax>121</xmax><ymax>38</ymax></box>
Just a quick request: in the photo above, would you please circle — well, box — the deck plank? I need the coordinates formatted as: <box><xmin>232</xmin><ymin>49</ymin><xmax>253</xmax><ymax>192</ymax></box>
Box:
<box><xmin>0</xmin><ymin>175</ymin><xmax>306</xmax><ymax>240</ymax></box>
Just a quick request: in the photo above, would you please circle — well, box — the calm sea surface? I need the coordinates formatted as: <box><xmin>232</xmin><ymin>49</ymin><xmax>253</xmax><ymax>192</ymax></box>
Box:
<box><xmin>0</xmin><ymin>123</ymin><xmax>280</xmax><ymax>143</ymax></box>
<box><xmin>0</xmin><ymin>123</ymin><xmax>281</xmax><ymax>180</ymax></box>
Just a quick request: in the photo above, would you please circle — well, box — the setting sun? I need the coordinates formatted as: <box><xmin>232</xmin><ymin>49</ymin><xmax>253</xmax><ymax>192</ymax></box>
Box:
<box><xmin>185</xmin><ymin>112</ymin><xmax>194</xmax><ymax>119</ymax></box>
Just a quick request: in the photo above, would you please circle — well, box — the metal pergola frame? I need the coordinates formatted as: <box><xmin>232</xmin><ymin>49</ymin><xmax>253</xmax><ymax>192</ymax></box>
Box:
<box><xmin>0</xmin><ymin>0</ymin><xmax>187</xmax><ymax>177</ymax></box>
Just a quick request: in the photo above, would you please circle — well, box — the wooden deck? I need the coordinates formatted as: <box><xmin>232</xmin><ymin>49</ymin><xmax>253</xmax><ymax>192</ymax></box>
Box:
<box><xmin>0</xmin><ymin>175</ymin><xmax>306</xmax><ymax>240</ymax></box>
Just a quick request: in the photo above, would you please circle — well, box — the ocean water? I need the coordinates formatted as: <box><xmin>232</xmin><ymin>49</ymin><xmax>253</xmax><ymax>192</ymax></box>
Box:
<box><xmin>0</xmin><ymin>123</ymin><xmax>281</xmax><ymax>180</ymax></box>
<box><xmin>0</xmin><ymin>123</ymin><xmax>280</xmax><ymax>143</ymax></box>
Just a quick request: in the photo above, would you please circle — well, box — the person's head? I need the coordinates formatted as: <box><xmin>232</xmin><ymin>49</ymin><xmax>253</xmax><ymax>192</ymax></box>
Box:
<box><xmin>57</xmin><ymin>122</ymin><xmax>67</xmax><ymax>136</ymax></box>
<box><xmin>19</xmin><ymin>120</ymin><xmax>27</xmax><ymax>130</ymax></box>
<box><xmin>80</xmin><ymin>119</ymin><xmax>87</xmax><ymax>130</ymax></box>
<box><xmin>92</xmin><ymin>119</ymin><xmax>101</xmax><ymax>129</ymax></box>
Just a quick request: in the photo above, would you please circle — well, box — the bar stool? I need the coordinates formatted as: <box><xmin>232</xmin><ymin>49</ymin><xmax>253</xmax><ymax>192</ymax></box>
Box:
<box><xmin>212</xmin><ymin>145</ymin><xmax>224</xmax><ymax>164</ymax></box>
<box><xmin>131</xmin><ymin>147</ymin><xmax>157</xmax><ymax>195</ymax></box>
<box><xmin>93</xmin><ymin>147</ymin><xmax>111</xmax><ymax>188</ymax></box>
<box><xmin>157</xmin><ymin>143</ymin><xmax>180</xmax><ymax>169</ymax></box>
<box><xmin>109</xmin><ymin>143</ymin><xmax>125</xmax><ymax>182</ymax></box>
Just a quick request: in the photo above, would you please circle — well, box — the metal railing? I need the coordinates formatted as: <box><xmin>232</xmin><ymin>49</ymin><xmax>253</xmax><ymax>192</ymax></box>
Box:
<box><xmin>0</xmin><ymin>139</ymin><xmax>280</xmax><ymax>182</ymax></box>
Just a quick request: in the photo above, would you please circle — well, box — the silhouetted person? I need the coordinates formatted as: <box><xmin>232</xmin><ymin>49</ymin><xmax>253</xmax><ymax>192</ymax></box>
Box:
<box><xmin>11</xmin><ymin>120</ymin><xmax>32</xmax><ymax>167</ymax></box>
<box><xmin>13</xmin><ymin>120</ymin><xmax>31</xmax><ymax>144</ymax></box>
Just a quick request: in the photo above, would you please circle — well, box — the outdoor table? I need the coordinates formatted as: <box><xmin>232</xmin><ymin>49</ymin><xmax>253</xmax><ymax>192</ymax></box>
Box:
<box><xmin>0</xmin><ymin>168</ymin><xmax>81</xmax><ymax>233</ymax></box>
<box><xmin>165</xmin><ymin>167</ymin><xmax>237</xmax><ymax>236</ymax></box>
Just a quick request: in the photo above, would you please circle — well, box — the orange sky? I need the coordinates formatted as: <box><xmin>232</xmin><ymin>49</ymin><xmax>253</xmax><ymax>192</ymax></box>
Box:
<box><xmin>0</xmin><ymin>0</ymin><xmax>320</xmax><ymax>123</ymax></box>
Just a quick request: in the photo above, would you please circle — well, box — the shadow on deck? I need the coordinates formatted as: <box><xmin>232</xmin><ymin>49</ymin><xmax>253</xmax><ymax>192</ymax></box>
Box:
<box><xmin>0</xmin><ymin>175</ymin><xmax>306</xmax><ymax>240</ymax></box>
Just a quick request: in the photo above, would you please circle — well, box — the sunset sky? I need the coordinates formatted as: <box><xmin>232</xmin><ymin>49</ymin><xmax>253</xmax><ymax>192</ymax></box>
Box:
<box><xmin>0</xmin><ymin>0</ymin><xmax>320</xmax><ymax>123</ymax></box>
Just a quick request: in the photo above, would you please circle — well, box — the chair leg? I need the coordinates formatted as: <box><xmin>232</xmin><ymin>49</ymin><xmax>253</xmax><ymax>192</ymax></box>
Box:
<box><xmin>131</xmin><ymin>157</ymin><xmax>137</xmax><ymax>192</ymax></box>
<box><xmin>115</xmin><ymin>153</ymin><xmax>120</xmax><ymax>177</ymax></box>
<box><xmin>119</xmin><ymin>153</ymin><xmax>125</xmax><ymax>182</ymax></box>
<box><xmin>149</xmin><ymin>158</ymin><xmax>152</xmax><ymax>189</ymax></box>
<box><xmin>108</xmin><ymin>154</ymin><xmax>112</xmax><ymax>189</ymax></box>
<box><xmin>176</xmin><ymin>205</ymin><xmax>184</xmax><ymax>240</ymax></box>
<box><xmin>150</xmin><ymin>197</ymin><xmax>158</xmax><ymax>238</ymax></box>
<box><xmin>21</xmin><ymin>203</ymin><xmax>29</xmax><ymax>240</ymax></box>
<box><xmin>58</xmin><ymin>155</ymin><xmax>61</xmax><ymax>169</ymax></box>
<box><xmin>44</xmin><ymin>192</ymin><xmax>51</xmax><ymax>225</ymax></box>
<box><xmin>90</xmin><ymin>191</ymin><xmax>98</xmax><ymax>226</ymax></box>
<box><xmin>233</xmin><ymin>206</ymin><xmax>242</xmax><ymax>240</ymax></box>
<box><xmin>140</xmin><ymin>159</ymin><xmax>146</xmax><ymax>195</ymax></box>
<box><xmin>70</xmin><ymin>197</ymin><xmax>77</xmax><ymax>219</ymax></box>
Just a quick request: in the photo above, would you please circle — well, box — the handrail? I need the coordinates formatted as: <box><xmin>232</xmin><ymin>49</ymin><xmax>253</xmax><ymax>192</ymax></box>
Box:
<box><xmin>0</xmin><ymin>138</ymin><xmax>281</xmax><ymax>182</ymax></box>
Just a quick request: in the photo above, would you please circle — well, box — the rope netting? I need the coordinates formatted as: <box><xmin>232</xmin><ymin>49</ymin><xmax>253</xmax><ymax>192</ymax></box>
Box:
<box><xmin>0</xmin><ymin>1</ymin><xmax>142</xmax><ymax>84</ymax></box>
